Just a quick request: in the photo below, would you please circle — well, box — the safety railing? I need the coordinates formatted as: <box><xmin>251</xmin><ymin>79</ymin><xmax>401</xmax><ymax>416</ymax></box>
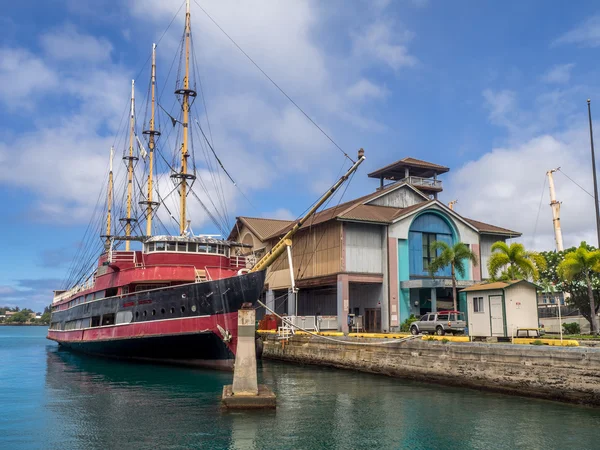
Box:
<box><xmin>401</xmin><ymin>176</ymin><xmax>442</xmax><ymax>189</ymax></box>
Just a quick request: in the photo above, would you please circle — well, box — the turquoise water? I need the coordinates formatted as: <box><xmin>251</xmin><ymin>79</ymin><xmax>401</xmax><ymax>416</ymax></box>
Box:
<box><xmin>1</xmin><ymin>326</ymin><xmax>599</xmax><ymax>449</ymax></box>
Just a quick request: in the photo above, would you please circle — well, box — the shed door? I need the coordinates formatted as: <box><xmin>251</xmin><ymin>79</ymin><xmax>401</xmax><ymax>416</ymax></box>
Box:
<box><xmin>489</xmin><ymin>295</ymin><xmax>504</xmax><ymax>336</ymax></box>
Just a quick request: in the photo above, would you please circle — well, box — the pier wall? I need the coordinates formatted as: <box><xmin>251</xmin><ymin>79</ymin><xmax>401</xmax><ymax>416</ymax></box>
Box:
<box><xmin>262</xmin><ymin>335</ymin><xmax>600</xmax><ymax>406</ymax></box>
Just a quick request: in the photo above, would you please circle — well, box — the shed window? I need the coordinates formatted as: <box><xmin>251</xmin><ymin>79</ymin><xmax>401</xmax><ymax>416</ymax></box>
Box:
<box><xmin>208</xmin><ymin>244</ymin><xmax>218</xmax><ymax>254</ymax></box>
<box><xmin>167</xmin><ymin>242</ymin><xmax>176</xmax><ymax>251</ymax></box>
<box><xmin>188</xmin><ymin>243</ymin><xmax>197</xmax><ymax>252</ymax></box>
<box><xmin>155</xmin><ymin>242</ymin><xmax>165</xmax><ymax>251</ymax></box>
<box><xmin>177</xmin><ymin>242</ymin><xmax>187</xmax><ymax>252</ymax></box>
<box><xmin>474</xmin><ymin>297</ymin><xmax>484</xmax><ymax>313</ymax></box>
<box><xmin>148</xmin><ymin>243</ymin><xmax>155</xmax><ymax>252</ymax></box>
<box><xmin>198</xmin><ymin>244</ymin><xmax>208</xmax><ymax>253</ymax></box>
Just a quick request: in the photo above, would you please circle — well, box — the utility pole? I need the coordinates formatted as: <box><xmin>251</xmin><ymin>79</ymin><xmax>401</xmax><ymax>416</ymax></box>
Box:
<box><xmin>546</xmin><ymin>168</ymin><xmax>564</xmax><ymax>252</ymax></box>
<box><xmin>587</xmin><ymin>99</ymin><xmax>600</xmax><ymax>248</ymax></box>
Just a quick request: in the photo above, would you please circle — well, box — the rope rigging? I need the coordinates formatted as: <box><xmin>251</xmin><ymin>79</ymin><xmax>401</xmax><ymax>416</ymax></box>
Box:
<box><xmin>61</xmin><ymin>0</ymin><xmax>364</xmax><ymax>290</ymax></box>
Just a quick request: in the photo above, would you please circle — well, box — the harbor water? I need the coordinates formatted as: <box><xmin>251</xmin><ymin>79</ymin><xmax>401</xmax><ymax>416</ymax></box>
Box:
<box><xmin>1</xmin><ymin>326</ymin><xmax>599</xmax><ymax>449</ymax></box>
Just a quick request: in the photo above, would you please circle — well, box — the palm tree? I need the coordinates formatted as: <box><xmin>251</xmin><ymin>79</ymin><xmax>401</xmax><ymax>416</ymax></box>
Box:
<box><xmin>557</xmin><ymin>242</ymin><xmax>600</xmax><ymax>334</ymax></box>
<box><xmin>428</xmin><ymin>241</ymin><xmax>478</xmax><ymax>311</ymax></box>
<box><xmin>487</xmin><ymin>242</ymin><xmax>545</xmax><ymax>281</ymax></box>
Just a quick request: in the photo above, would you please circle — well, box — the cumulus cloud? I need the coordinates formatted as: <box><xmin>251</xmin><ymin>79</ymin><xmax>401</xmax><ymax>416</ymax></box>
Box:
<box><xmin>40</xmin><ymin>24</ymin><xmax>114</xmax><ymax>62</ymax></box>
<box><xmin>0</xmin><ymin>48</ymin><xmax>59</xmax><ymax>109</ymax></box>
<box><xmin>346</xmin><ymin>79</ymin><xmax>389</xmax><ymax>101</ymax></box>
<box><xmin>555</xmin><ymin>15</ymin><xmax>600</xmax><ymax>47</ymax></box>
<box><xmin>353</xmin><ymin>20</ymin><xmax>418</xmax><ymax>71</ymax></box>
<box><xmin>542</xmin><ymin>63</ymin><xmax>576</xmax><ymax>84</ymax></box>
<box><xmin>448</xmin><ymin>84</ymin><xmax>599</xmax><ymax>251</ymax></box>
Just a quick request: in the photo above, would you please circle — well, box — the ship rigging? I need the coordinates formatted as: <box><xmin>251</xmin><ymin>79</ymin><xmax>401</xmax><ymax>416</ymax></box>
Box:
<box><xmin>49</xmin><ymin>0</ymin><xmax>365</xmax><ymax>369</ymax></box>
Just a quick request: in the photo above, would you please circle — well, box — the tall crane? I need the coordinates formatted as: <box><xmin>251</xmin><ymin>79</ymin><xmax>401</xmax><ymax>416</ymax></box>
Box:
<box><xmin>547</xmin><ymin>168</ymin><xmax>564</xmax><ymax>252</ymax></box>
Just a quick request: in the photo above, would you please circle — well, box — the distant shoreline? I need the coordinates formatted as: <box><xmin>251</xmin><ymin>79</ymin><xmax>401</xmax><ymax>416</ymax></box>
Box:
<box><xmin>0</xmin><ymin>324</ymin><xmax>48</xmax><ymax>327</ymax></box>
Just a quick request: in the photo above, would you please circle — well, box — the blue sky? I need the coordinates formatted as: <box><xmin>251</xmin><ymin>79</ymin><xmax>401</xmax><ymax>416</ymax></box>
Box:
<box><xmin>2</xmin><ymin>0</ymin><xmax>600</xmax><ymax>310</ymax></box>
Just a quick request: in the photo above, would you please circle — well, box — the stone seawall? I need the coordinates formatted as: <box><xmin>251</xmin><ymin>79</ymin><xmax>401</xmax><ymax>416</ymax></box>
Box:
<box><xmin>262</xmin><ymin>335</ymin><xmax>600</xmax><ymax>406</ymax></box>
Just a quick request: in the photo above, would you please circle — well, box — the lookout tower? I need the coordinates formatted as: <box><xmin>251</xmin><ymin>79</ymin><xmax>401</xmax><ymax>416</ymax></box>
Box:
<box><xmin>367</xmin><ymin>157</ymin><xmax>449</xmax><ymax>199</ymax></box>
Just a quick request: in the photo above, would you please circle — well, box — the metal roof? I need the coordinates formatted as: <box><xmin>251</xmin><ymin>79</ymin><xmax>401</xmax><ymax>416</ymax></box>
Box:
<box><xmin>461</xmin><ymin>280</ymin><xmax>539</xmax><ymax>292</ymax></box>
<box><xmin>368</xmin><ymin>157</ymin><xmax>450</xmax><ymax>179</ymax></box>
<box><xmin>231</xmin><ymin>217</ymin><xmax>295</xmax><ymax>241</ymax></box>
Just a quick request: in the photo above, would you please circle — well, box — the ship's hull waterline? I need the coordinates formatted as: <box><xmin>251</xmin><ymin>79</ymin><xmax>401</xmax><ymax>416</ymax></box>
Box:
<box><xmin>48</xmin><ymin>270</ymin><xmax>266</xmax><ymax>370</ymax></box>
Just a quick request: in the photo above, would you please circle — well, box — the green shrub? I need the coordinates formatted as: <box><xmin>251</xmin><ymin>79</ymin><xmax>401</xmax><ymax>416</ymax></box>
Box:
<box><xmin>400</xmin><ymin>314</ymin><xmax>419</xmax><ymax>332</ymax></box>
<box><xmin>563</xmin><ymin>322</ymin><xmax>581</xmax><ymax>335</ymax></box>
<box><xmin>426</xmin><ymin>336</ymin><xmax>436</xmax><ymax>341</ymax></box>
<box><xmin>531</xmin><ymin>340</ymin><xmax>544</xmax><ymax>346</ymax></box>
<box><xmin>441</xmin><ymin>338</ymin><xmax>450</xmax><ymax>344</ymax></box>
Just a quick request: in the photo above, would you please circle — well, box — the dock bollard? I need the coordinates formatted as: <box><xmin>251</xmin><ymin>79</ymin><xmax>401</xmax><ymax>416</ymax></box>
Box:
<box><xmin>222</xmin><ymin>303</ymin><xmax>276</xmax><ymax>409</ymax></box>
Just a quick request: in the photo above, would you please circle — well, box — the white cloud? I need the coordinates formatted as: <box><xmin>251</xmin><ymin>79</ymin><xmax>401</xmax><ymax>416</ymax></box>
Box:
<box><xmin>353</xmin><ymin>20</ymin><xmax>417</xmax><ymax>71</ymax></box>
<box><xmin>346</xmin><ymin>78</ymin><xmax>389</xmax><ymax>101</ymax></box>
<box><xmin>446</xmin><ymin>131</ymin><xmax>598</xmax><ymax>251</ymax></box>
<box><xmin>40</xmin><ymin>24</ymin><xmax>113</xmax><ymax>62</ymax></box>
<box><xmin>263</xmin><ymin>208</ymin><xmax>295</xmax><ymax>220</ymax></box>
<box><xmin>555</xmin><ymin>15</ymin><xmax>600</xmax><ymax>47</ymax></box>
<box><xmin>0</xmin><ymin>48</ymin><xmax>58</xmax><ymax>108</ymax></box>
<box><xmin>0</xmin><ymin>0</ymin><xmax>418</xmax><ymax>230</ymax></box>
<box><xmin>449</xmin><ymin>83</ymin><xmax>600</xmax><ymax>251</ymax></box>
<box><xmin>542</xmin><ymin>63</ymin><xmax>575</xmax><ymax>84</ymax></box>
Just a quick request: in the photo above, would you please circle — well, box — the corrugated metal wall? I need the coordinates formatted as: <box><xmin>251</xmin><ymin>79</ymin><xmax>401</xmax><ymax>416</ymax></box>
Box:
<box><xmin>271</xmin><ymin>221</ymin><xmax>341</xmax><ymax>279</ymax></box>
<box><xmin>344</xmin><ymin>223</ymin><xmax>383</xmax><ymax>273</ymax></box>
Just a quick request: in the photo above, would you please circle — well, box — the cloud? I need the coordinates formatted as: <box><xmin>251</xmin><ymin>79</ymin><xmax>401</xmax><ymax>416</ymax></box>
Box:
<box><xmin>346</xmin><ymin>79</ymin><xmax>389</xmax><ymax>101</ymax></box>
<box><xmin>353</xmin><ymin>20</ymin><xmax>418</xmax><ymax>71</ymax></box>
<box><xmin>40</xmin><ymin>24</ymin><xmax>113</xmax><ymax>62</ymax></box>
<box><xmin>482</xmin><ymin>89</ymin><xmax>519</xmax><ymax>129</ymax></box>
<box><xmin>555</xmin><ymin>15</ymin><xmax>600</xmax><ymax>47</ymax></box>
<box><xmin>0</xmin><ymin>48</ymin><xmax>59</xmax><ymax>109</ymax></box>
<box><xmin>263</xmin><ymin>208</ymin><xmax>295</xmax><ymax>220</ymax></box>
<box><xmin>542</xmin><ymin>63</ymin><xmax>575</xmax><ymax>84</ymax></box>
<box><xmin>448</xmin><ymin>83</ymin><xmax>599</xmax><ymax>251</ymax></box>
<box><xmin>0</xmin><ymin>279</ymin><xmax>62</xmax><ymax>311</ymax></box>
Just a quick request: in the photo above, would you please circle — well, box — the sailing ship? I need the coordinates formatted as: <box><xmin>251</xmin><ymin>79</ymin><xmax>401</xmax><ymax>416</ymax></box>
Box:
<box><xmin>47</xmin><ymin>1</ymin><xmax>365</xmax><ymax>369</ymax></box>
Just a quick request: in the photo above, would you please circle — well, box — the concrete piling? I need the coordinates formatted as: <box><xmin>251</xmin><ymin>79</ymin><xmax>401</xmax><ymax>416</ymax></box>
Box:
<box><xmin>222</xmin><ymin>303</ymin><xmax>276</xmax><ymax>409</ymax></box>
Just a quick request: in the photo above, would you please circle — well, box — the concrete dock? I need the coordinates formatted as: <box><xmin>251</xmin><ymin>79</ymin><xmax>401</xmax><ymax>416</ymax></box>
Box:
<box><xmin>261</xmin><ymin>334</ymin><xmax>600</xmax><ymax>406</ymax></box>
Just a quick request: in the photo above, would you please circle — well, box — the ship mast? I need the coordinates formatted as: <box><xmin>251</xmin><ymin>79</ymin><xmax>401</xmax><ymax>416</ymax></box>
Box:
<box><xmin>141</xmin><ymin>44</ymin><xmax>160</xmax><ymax>237</ymax></box>
<box><xmin>104</xmin><ymin>146</ymin><xmax>114</xmax><ymax>250</ymax></box>
<box><xmin>172</xmin><ymin>0</ymin><xmax>196</xmax><ymax>236</ymax></box>
<box><xmin>122</xmin><ymin>79</ymin><xmax>137</xmax><ymax>251</ymax></box>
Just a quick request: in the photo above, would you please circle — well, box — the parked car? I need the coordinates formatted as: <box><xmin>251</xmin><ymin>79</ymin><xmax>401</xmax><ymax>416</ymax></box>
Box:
<box><xmin>410</xmin><ymin>311</ymin><xmax>466</xmax><ymax>336</ymax></box>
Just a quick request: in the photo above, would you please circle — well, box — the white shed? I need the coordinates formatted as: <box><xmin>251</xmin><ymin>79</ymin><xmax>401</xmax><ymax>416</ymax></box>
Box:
<box><xmin>462</xmin><ymin>280</ymin><xmax>539</xmax><ymax>338</ymax></box>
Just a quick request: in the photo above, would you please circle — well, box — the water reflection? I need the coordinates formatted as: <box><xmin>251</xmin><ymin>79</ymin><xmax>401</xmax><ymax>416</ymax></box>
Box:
<box><xmin>43</xmin><ymin>345</ymin><xmax>600</xmax><ymax>450</ymax></box>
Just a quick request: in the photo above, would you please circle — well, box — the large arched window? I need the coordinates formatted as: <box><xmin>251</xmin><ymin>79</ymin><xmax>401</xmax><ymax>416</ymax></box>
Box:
<box><xmin>408</xmin><ymin>213</ymin><xmax>455</xmax><ymax>277</ymax></box>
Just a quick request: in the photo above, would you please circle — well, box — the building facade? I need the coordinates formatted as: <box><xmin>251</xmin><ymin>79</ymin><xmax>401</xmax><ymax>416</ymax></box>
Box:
<box><xmin>229</xmin><ymin>157</ymin><xmax>521</xmax><ymax>333</ymax></box>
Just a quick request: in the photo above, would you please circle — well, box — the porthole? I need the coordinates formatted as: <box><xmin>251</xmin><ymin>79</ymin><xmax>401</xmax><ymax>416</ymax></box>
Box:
<box><xmin>152</xmin><ymin>309</ymin><xmax>156</xmax><ymax>316</ymax></box>
<box><xmin>143</xmin><ymin>311</ymin><xmax>147</xmax><ymax>317</ymax></box>
<box><xmin>170</xmin><ymin>307</ymin><xmax>175</xmax><ymax>314</ymax></box>
<box><xmin>181</xmin><ymin>306</ymin><xmax>186</xmax><ymax>313</ymax></box>
<box><xmin>161</xmin><ymin>308</ymin><xmax>165</xmax><ymax>314</ymax></box>
<box><xmin>191</xmin><ymin>305</ymin><xmax>197</xmax><ymax>312</ymax></box>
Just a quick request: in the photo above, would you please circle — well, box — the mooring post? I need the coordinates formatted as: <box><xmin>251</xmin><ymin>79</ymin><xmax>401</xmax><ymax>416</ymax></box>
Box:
<box><xmin>222</xmin><ymin>303</ymin><xmax>276</xmax><ymax>409</ymax></box>
<box><xmin>232</xmin><ymin>304</ymin><xmax>258</xmax><ymax>395</ymax></box>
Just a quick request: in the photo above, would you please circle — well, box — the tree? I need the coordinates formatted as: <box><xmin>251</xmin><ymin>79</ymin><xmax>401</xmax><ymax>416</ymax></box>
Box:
<box><xmin>7</xmin><ymin>310</ymin><xmax>31</xmax><ymax>324</ymax></box>
<box><xmin>487</xmin><ymin>242</ymin><xmax>546</xmax><ymax>281</ymax></box>
<box><xmin>428</xmin><ymin>241</ymin><xmax>478</xmax><ymax>311</ymax></box>
<box><xmin>39</xmin><ymin>311</ymin><xmax>51</xmax><ymax>325</ymax></box>
<box><xmin>557</xmin><ymin>242</ymin><xmax>600</xmax><ymax>334</ymax></box>
<box><xmin>539</xmin><ymin>245</ymin><xmax>600</xmax><ymax>333</ymax></box>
